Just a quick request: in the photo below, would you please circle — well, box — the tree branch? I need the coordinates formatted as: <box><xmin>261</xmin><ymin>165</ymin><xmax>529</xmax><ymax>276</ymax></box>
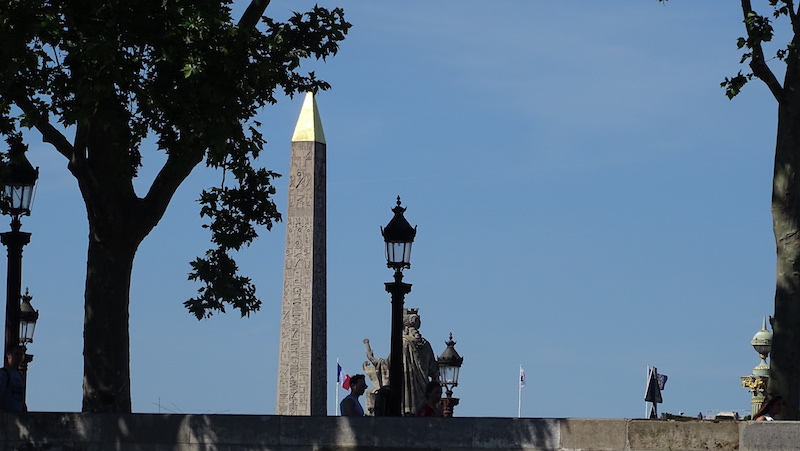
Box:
<box><xmin>743</xmin><ymin>0</ymin><xmax>785</xmax><ymax>101</ymax></box>
<box><xmin>750</xmin><ymin>58</ymin><xmax>785</xmax><ymax>100</ymax></box>
<box><xmin>11</xmin><ymin>94</ymin><xmax>75</xmax><ymax>160</ymax></box>
<box><xmin>782</xmin><ymin>0</ymin><xmax>800</xmax><ymax>36</ymax></box>
<box><xmin>140</xmin><ymin>147</ymin><xmax>205</xmax><ymax>231</ymax></box>
<box><xmin>238</xmin><ymin>0</ymin><xmax>271</xmax><ymax>28</ymax></box>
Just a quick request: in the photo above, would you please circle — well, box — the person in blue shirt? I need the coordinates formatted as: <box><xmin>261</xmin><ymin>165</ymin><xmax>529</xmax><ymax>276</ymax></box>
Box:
<box><xmin>340</xmin><ymin>374</ymin><xmax>367</xmax><ymax>416</ymax></box>
<box><xmin>0</xmin><ymin>344</ymin><xmax>26</xmax><ymax>412</ymax></box>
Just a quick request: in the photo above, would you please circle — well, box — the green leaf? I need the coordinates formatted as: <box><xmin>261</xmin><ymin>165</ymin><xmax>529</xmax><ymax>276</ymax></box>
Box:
<box><xmin>721</xmin><ymin>72</ymin><xmax>750</xmax><ymax>99</ymax></box>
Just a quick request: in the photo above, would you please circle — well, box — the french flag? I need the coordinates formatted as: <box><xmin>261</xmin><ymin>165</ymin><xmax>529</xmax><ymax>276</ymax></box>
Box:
<box><xmin>337</xmin><ymin>364</ymin><xmax>350</xmax><ymax>390</ymax></box>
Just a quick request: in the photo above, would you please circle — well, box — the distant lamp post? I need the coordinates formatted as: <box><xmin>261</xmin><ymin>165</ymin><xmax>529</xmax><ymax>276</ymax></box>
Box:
<box><xmin>18</xmin><ymin>288</ymin><xmax>38</xmax><ymax>403</ymax></box>
<box><xmin>19</xmin><ymin>288</ymin><xmax>38</xmax><ymax>346</ymax></box>
<box><xmin>0</xmin><ymin>139</ymin><xmax>38</xmax><ymax>351</ymax></box>
<box><xmin>381</xmin><ymin>196</ymin><xmax>416</xmax><ymax>416</ymax></box>
<box><xmin>741</xmin><ymin>317</ymin><xmax>772</xmax><ymax>418</ymax></box>
<box><xmin>437</xmin><ymin>332</ymin><xmax>463</xmax><ymax>417</ymax></box>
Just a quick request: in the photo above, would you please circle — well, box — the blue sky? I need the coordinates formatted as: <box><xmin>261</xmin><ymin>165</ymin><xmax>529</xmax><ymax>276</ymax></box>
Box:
<box><xmin>14</xmin><ymin>1</ymin><xmax>783</xmax><ymax>418</ymax></box>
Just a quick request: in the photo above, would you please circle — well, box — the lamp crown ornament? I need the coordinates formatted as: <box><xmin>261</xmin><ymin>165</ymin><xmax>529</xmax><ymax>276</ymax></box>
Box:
<box><xmin>439</xmin><ymin>333</ymin><xmax>463</xmax><ymax>363</ymax></box>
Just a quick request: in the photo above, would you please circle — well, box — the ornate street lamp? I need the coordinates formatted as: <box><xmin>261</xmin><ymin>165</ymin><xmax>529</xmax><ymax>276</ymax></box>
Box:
<box><xmin>741</xmin><ymin>317</ymin><xmax>772</xmax><ymax>418</ymax></box>
<box><xmin>381</xmin><ymin>196</ymin><xmax>416</xmax><ymax>416</ymax></box>
<box><xmin>382</xmin><ymin>196</ymin><xmax>416</xmax><ymax>270</ymax></box>
<box><xmin>437</xmin><ymin>333</ymin><xmax>463</xmax><ymax>417</ymax></box>
<box><xmin>18</xmin><ymin>288</ymin><xmax>38</xmax><ymax>403</ymax></box>
<box><xmin>2</xmin><ymin>148</ymin><xmax>38</xmax><ymax>217</ymax></box>
<box><xmin>0</xmin><ymin>139</ymin><xmax>38</xmax><ymax>351</ymax></box>
<box><xmin>19</xmin><ymin>288</ymin><xmax>38</xmax><ymax>345</ymax></box>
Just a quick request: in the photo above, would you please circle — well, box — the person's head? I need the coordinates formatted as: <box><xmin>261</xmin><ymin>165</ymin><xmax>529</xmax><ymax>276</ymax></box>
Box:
<box><xmin>424</xmin><ymin>380</ymin><xmax>442</xmax><ymax>401</ymax></box>
<box><xmin>350</xmin><ymin>374</ymin><xmax>367</xmax><ymax>396</ymax></box>
<box><xmin>5</xmin><ymin>344</ymin><xmax>23</xmax><ymax>367</ymax></box>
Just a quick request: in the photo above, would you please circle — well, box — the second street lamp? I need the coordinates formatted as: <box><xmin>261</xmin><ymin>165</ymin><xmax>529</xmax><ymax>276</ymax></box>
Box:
<box><xmin>437</xmin><ymin>333</ymin><xmax>464</xmax><ymax>417</ymax></box>
<box><xmin>18</xmin><ymin>288</ymin><xmax>38</xmax><ymax>404</ymax></box>
<box><xmin>19</xmin><ymin>288</ymin><xmax>39</xmax><ymax>346</ymax></box>
<box><xmin>381</xmin><ymin>196</ymin><xmax>416</xmax><ymax>416</ymax></box>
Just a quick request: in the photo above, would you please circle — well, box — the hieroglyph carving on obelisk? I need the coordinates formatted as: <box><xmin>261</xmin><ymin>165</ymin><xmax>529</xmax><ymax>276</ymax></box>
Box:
<box><xmin>276</xmin><ymin>92</ymin><xmax>327</xmax><ymax>415</ymax></box>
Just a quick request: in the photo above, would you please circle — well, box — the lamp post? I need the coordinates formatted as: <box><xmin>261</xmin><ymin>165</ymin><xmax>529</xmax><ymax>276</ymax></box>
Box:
<box><xmin>381</xmin><ymin>196</ymin><xmax>416</xmax><ymax>416</ymax></box>
<box><xmin>437</xmin><ymin>332</ymin><xmax>463</xmax><ymax>417</ymax></box>
<box><xmin>19</xmin><ymin>289</ymin><xmax>38</xmax><ymax>347</ymax></box>
<box><xmin>741</xmin><ymin>317</ymin><xmax>772</xmax><ymax>418</ymax></box>
<box><xmin>0</xmin><ymin>139</ymin><xmax>38</xmax><ymax>352</ymax></box>
<box><xmin>18</xmin><ymin>288</ymin><xmax>38</xmax><ymax>403</ymax></box>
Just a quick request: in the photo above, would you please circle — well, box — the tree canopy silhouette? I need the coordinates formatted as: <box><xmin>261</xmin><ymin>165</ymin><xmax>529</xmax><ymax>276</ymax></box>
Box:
<box><xmin>0</xmin><ymin>0</ymin><xmax>350</xmax><ymax>412</ymax></box>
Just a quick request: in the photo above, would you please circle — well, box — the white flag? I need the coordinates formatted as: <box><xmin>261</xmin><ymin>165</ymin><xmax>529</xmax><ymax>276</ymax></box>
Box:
<box><xmin>519</xmin><ymin>366</ymin><xmax>526</xmax><ymax>389</ymax></box>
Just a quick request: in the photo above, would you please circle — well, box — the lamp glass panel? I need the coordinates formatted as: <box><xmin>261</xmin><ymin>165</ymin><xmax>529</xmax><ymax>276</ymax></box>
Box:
<box><xmin>20</xmin><ymin>186</ymin><xmax>33</xmax><ymax>211</ymax></box>
<box><xmin>402</xmin><ymin>242</ymin><xmax>413</xmax><ymax>264</ymax></box>
<box><xmin>385</xmin><ymin>241</ymin><xmax>411</xmax><ymax>265</ymax></box>
<box><xmin>19</xmin><ymin>320</ymin><xmax>35</xmax><ymax>344</ymax></box>
<box><xmin>3</xmin><ymin>185</ymin><xmax>19</xmax><ymax>209</ymax></box>
<box><xmin>384</xmin><ymin>241</ymin><xmax>392</xmax><ymax>262</ymax></box>
<box><xmin>3</xmin><ymin>184</ymin><xmax>33</xmax><ymax>213</ymax></box>
<box><xmin>439</xmin><ymin>366</ymin><xmax>459</xmax><ymax>386</ymax></box>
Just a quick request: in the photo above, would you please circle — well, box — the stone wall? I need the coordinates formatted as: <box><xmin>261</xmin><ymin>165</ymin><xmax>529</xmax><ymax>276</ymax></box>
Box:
<box><xmin>0</xmin><ymin>412</ymin><xmax>794</xmax><ymax>450</ymax></box>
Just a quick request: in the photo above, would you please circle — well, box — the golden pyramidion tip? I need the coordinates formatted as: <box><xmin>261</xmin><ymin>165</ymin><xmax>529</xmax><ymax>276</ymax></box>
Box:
<box><xmin>291</xmin><ymin>92</ymin><xmax>326</xmax><ymax>144</ymax></box>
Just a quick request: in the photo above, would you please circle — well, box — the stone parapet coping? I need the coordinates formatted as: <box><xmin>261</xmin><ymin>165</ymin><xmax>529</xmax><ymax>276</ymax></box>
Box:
<box><xmin>1</xmin><ymin>412</ymin><xmax>792</xmax><ymax>450</ymax></box>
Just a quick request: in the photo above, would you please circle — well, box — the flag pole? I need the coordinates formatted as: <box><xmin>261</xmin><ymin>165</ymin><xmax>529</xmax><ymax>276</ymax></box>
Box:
<box><xmin>645</xmin><ymin>365</ymin><xmax>649</xmax><ymax>418</ymax></box>
<box><xmin>335</xmin><ymin>359</ymin><xmax>341</xmax><ymax>415</ymax></box>
<box><xmin>518</xmin><ymin>365</ymin><xmax>525</xmax><ymax>418</ymax></box>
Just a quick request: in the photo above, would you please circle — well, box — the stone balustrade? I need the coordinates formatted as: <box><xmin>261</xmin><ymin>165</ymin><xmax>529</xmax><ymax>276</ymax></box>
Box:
<box><xmin>0</xmin><ymin>412</ymin><xmax>794</xmax><ymax>450</ymax></box>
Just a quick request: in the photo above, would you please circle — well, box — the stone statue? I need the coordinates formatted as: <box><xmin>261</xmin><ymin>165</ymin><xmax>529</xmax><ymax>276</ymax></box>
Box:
<box><xmin>363</xmin><ymin>338</ymin><xmax>389</xmax><ymax>415</ymax></box>
<box><xmin>363</xmin><ymin>307</ymin><xmax>439</xmax><ymax>415</ymax></box>
<box><xmin>401</xmin><ymin>308</ymin><xmax>439</xmax><ymax>415</ymax></box>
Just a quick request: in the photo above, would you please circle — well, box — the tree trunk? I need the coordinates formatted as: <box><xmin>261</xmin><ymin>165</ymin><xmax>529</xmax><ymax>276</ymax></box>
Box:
<box><xmin>79</xmin><ymin>175</ymin><xmax>150</xmax><ymax>413</ymax></box>
<box><xmin>81</xmin><ymin>231</ymin><xmax>138</xmax><ymax>412</ymax></box>
<box><xmin>769</xmin><ymin>59</ymin><xmax>800</xmax><ymax>419</ymax></box>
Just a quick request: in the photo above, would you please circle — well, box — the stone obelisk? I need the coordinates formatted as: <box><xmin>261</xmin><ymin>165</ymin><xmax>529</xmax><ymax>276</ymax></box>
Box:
<box><xmin>276</xmin><ymin>92</ymin><xmax>327</xmax><ymax>415</ymax></box>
